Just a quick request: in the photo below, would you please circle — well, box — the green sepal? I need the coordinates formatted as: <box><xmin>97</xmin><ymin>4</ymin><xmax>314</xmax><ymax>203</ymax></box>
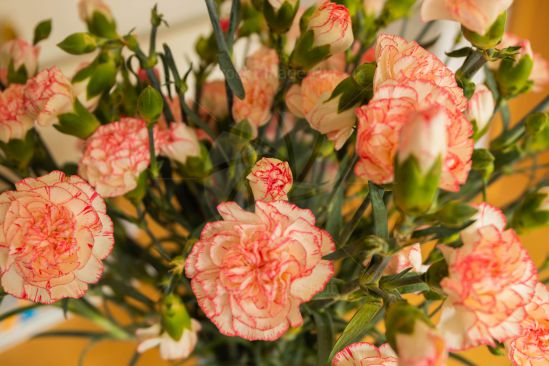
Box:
<box><xmin>125</xmin><ymin>171</ymin><xmax>148</xmax><ymax>203</ymax></box>
<box><xmin>511</xmin><ymin>189</ymin><xmax>549</xmax><ymax>231</ymax></box>
<box><xmin>55</xmin><ymin>99</ymin><xmax>101</xmax><ymax>139</ymax></box>
<box><xmin>471</xmin><ymin>148</ymin><xmax>495</xmax><ymax>182</ymax></box>
<box><xmin>7</xmin><ymin>61</ymin><xmax>28</xmax><ymax>85</ymax></box>
<box><xmin>394</xmin><ymin>155</ymin><xmax>442</xmax><ymax>216</ymax></box>
<box><xmin>87</xmin><ymin>59</ymin><xmax>117</xmax><ymax>98</ymax></box>
<box><xmin>289</xmin><ymin>30</ymin><xmax>331</xmax><ymax>70</ymax></box>
<box><xmin>161</xmin><ymin>294</ymin><xmax>191</xmax><ymax>341</ymax></box>
<box><xmin>0</xmin><ymin>130</ymin><xmax>35</xmax><ymax>170</ymax></box>
<box><xmin>263</xmin><ymin>0</ymin><xmax>300</xmax><ymax>34</ymax></box>
<box><xmin>137</xmin><ymin>86</ymin><xmax>164</xmax><ymax>123</ymax></box>
<box><xmin>434</xmin><ymin>201</ymin><xmax>478</xmax><ymax>228</ymax></box>
<box><xmin>463</xmin><ymin>12</ymin><xmax>506</xmax><ymax>49</ymax></box>
<box><xmin>496</xmin><ymin>53</ymin><xmax>534</xmax><ymax>98</ymax></box>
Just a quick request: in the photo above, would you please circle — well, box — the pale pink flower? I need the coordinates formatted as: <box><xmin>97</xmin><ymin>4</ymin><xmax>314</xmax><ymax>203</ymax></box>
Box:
<box><xmin>199</xmin><ymin>80</ymin><xmax>228</xmax><ymax>121</ymax></box>
<box><xmin>438</xmin><ymin>203</ymin><xmax>538</xmax><ymax>351</ymax></box>
<box><xmin>506</xmin><ymin>283</ymin><xmax>549</xmax><ymax>366</ymax></box>
<box><xmin>0</xmin><ymin>39</ymin><xmax>40</xmax><ymax>85</ymax></box>
<box><xmin>185</xmin><ymin>201</ymin><xmax>335</xmax><ymax>341</ymax></box>
<box><xmin>247</xmin><ymin>158</ymin><xmax>293</xmax><ymax>202</ymax></box>
<box><xmin>363</xmin><ymin>0</ymin><xmax>386</xmax><ymax>17</ymax></box>
<box><xmin>137</xmin><ymin>320</ymin><xmax>201</xmax><ymax>360</ymax></box>
<box><xmin>233</xmin><ymin>69</ymin><xmax>278</xmax><ymax>134</ymax></box>
<box><xmin>78</xmin><ymin>0</ymin><xmax>113</xmax><ymax>22</ymax></box>
<box><xmin>78</xmin><ymin>118</ymin><xmax>159</xmax><ymax>197</ymax></box>
<box><xmin>374</xmin><ymin>34</ymin><xmax>466</xmax><ymax>111</ymax></box>
<box><xmin>307</xmin><ymin>1</ymin><xmax>354</xmax><ymax>55</ymax></box>
<box><xmin>397</xmin><ymin>107</ymin><xmax>448</xmax><ymax>174</ymax></box>
<box><xmin>245</xmin><ymin>47</ymin><xmax>280</xmax><ymax>79</ymax></box>
<box><xmin>24</xmin><ymin>67</ymin><xmax>74</xmax><ymax>127</ymax></box>
<box><xmin>385</xmin><ymin>244</ymin><xmax>427</xmax><ymax>275</ymax></box>
<box><xmin>531</xmin><ymin>53</ymin><xmax>549</xmax><ymax>92</ymax></box>
<box><xmin>466</xmin><ymin>84</ymin><xmax>495</xmax><ymax>134</ymax></box>
<box><xmin>0</xmin><ymin>171</ymin><xmax>114</xmax><ymax>304</ymax></box>
<box><xmin>355</xmin><ymin>80</ymin><xmax>473</xmax><ymax>192</ymax></box>
<box><xmin>0</xmin><ymin>84</ymin><xmax>34</xmax><ymax>143</ymax></box>
<box><xmin>421</xmin><ymin>0</ymin><xmax>513</xmax><ymax>35</ymax></box>
<box><xmin>286</xmin><ymin>70</ymin><xmax>355</xmax><ymax>150</ymax></box>
<box><xmin>158</xmin><ymin>122</ymin><xmax>201</xmax><ymax>165</ymax></box>
<box><xmin>396</xmin><ymin>321</ymin><xmax>448</xmax><ymax>366</ymax></box>
<box><xmin>332</xmin><ymin>343</ymin><xmax>397</xmax><ymax>366</ymax></box>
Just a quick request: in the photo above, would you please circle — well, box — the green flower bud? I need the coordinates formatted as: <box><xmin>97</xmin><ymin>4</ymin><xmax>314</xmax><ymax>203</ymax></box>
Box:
<box><xmin>57</xmin><ymin>33</ymin><xmax>97</xmax><ymax>55</ymax></box>
<box><xmin>56</xmin><ymin>99</ymin><xmax>100</xmax><ymax>139</ymax></box>
<box><xmin>195</xmin><ymin>34</ymin><xmax>218</xmax><ymax>64</ymax></box>
<box><xmin>161</xmin><ymin>294</ymin><xmax>191</xmax><ymax>341</ymax></box>
<box><xmin>137</xmin><ymin>86</ymin><xmax>164</xmax><ymax>123</ymax></box>
<box><xmin>496</xmin><ymin>50</ymin><xmax>534</xmax><ymax>98</ymax></box>
<box><xmin>524</xmin><ymin>112</ymin><xmax>549</xmax><ymax>153</ymax></box>
<box><xmin>263</xmin><ymin>0</ymin><xmax>300</xmax><ymax>34</ymax></box>
<box><xmin>0</xmin><ymin>130</ymin><xmax>35</xmax><ymax>170</ymax></box>
<box><xmin>463</xmin><ymin>12</ymin><xmax>506</xmax><ymax>49</ymax></box>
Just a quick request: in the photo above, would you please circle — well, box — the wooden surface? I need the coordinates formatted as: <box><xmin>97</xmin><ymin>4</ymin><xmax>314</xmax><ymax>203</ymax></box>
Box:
<box><xmin>1</xmin><ymin>0</ymin><xmax>548</xmax><ymax>365</ymax></box>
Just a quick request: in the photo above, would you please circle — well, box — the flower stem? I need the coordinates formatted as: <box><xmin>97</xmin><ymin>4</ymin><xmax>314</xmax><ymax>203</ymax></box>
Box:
<box><xmin>449</xmin><ymin>353</ymin><xmax>478</xmax><ymax>366</ymax></box>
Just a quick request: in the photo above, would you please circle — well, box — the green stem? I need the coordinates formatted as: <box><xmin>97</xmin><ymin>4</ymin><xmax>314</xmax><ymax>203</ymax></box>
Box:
<box><xmin>449</xmin><ymin>353</ymin><xmax>478</xmax><ymax>366</ymax></box>
<box><xmin>64</xmin><ymin>301</ymin><xmax>131</xmax><ymax>340</ymax></box>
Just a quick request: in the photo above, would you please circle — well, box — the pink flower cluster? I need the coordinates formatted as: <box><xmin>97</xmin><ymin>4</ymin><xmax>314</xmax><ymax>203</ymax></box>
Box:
<box><xmin>355</xmin><ymin>34</ymin><xmax>473</xmax><ymax>192</ymax></box>
<box><xmin>185</xmin><ymin>201</ymin><xmax>335</xmax><ymax>341</ymax></box>
<box><xmin>438</xmin><ymin>203</ymin><xmax>538</xmax><ymax>351</ymax></box>
<box><xmin>0</xmin><ymin>171</ymin><xmax>114</xmax><ymax>304</ymax></box>
<box><xmin>0</xmin><ymin>66</ymin><xmax>73</xmax><ymax>143</ymax></box>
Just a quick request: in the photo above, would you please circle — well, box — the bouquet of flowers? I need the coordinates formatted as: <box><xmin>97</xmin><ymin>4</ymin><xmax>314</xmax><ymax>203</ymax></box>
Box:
<box><xmin>0</xmin><ymin>0</ymin><xmax>548</xmax><ymax>365</ymax></box>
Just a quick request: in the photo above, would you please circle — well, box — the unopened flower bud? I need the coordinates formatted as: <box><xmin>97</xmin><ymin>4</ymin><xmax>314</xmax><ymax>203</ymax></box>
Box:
<box><xmin>466</xmin><ymin>84</ymin><xmax>495</xmax><ymax>140</ymax></box>
<box><xmin>290</xmin><ymin>1</ymin><xmax>353</xmax><ymax>70</ymax></box>
<box><xmin>463</xmin><ymin>12</ymin><xmax>507</xmax><ymax>49</ymax></box>
<box><xmin>394</xmin><ymin>107</ymin><xmax>447</xmax><ymax>216</ymax></box>
<box><xmin>496</xmin><ymin>39</ymin><xmax>534</xmax><ymax>97</ymax></box>
<box><xmin>137</xmin><ymin>86</ymin><xmax>164</xmax><ymax>123</ymax></box>
<box><xmin>524</xmin><ymin>112</ymin><xmax>549</xmax><ymax>153</ymax></box>
<box><xmin>247</xmin><ymin>157</ymin><xmax>293</xmax><ymax>202</ymax></box>
<box><xmin>78</xmin><ymin>0</ymin><xmax>116</xmax><ymax>38</ymax></box>
<box><xmin>0</xmin><ymin>39</ymin><xmax>40</xmax><ymax>85</ymax></box>
<box><xmin>263</xmin><ymin>0</ymin><xmax>300</xmax><ymax>33</ymax></box>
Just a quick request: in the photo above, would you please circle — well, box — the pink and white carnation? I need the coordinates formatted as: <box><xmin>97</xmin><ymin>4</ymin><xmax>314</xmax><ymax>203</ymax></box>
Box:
<box><xmin>158</xmin><ymin>122</ymin><xmax>201</xmax><ymax>165</ymax></box>
<box><xmin>308</xmin><ymin>1</ymin><xmax>354</xmax><ymax>55</ymax></box>
<box><xmin>466</xmin><ymin>84</ymin><xmax>495</xmax><ymax>135</ymax></box>
<box><xmin>505</xmin><ymin>282</ymin><xmax>549</xmax><ymax>366</ymax></box>
<box><xmin>245</xmin><ymin>47</ymin><xmax>280</xmax><ymax>79</ymax></box>
<box><xmin>199</xmin><ymin>80</ymin><xmax>228</xmax><ymax>121</ymax></box>
<box><xmin>24</xmin><ymin>67</ymin><xmax>74</xmax><ymax>127</ymax></box>
<box><xmin>137</xmin><ymin>320</ymin><xmax>201</xmax><ymax>361</ymax></box>
<box><xmin>0</xmin><ymin>171</ymin><xmax>114</xmax><ymax>304</ymax></box>
<box><xmin>385</xmin><ymin>244</ymin><xmax>427</xmax><ymax>275</ymax></box>
<box><xmin>78</xmin><ymin>117</ymin><xmax>160</xmax><ymax>197</ymax></box>
<box><xmin>420</xmin><ymin>0</ymin><xmax>514</xmax><ymax>35</ymax></box>
<box><xmin>395</xmin><ymin>321</ymin><xmax>448</xmax><ymax>366</ymax></box>
<box><xmin>332</xmin><ymin>343</ymin><xmax>397</xmax><ymax>366</ymax></box>
<box><xmin>0</xmin><ymin>84</ymin><xmax>34</xmax><ymax>143</ymax></box>
<box><xmin>0</xmin><ymin>39</ymin><xmax>40</xmax><ymax>85</ymax></box>
<box><xmin>374</xmin><ymin>34</ymin><xmax>467</xmax><ymax>111</ymax></box>
<box><xmin>185</xmin><ymin>201</ymin><xmax>335</xmax><ymax>341</ymax></box>
<box><xmin>247</xmin><ymin>158</ymin><xmax>293</xmax><ymax>202</ymax></box>
<box><xmin>286</xmin><ymin>70</ymin><xmax>355</xmax><ymax>150</ymax></box>
<box><xmin>355</xmin><ymin>80</ymin><xmax>473</xmax><ymax>191</ymax></box>
<box><xmin>233</xmin><ymin>69</ymin><xmax>278</xmax><ymax>134</ymax></box>
<box><xmin>438</xmin><ymin>203</ymin><xmax>538</xmax><ymax>351</ymax></box>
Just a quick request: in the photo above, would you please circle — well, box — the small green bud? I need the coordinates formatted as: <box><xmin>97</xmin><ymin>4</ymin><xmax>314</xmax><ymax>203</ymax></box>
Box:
<box><xmin>137</xmin><ymin>86</ymin><xmax>164</xmax><ymax>123</ymax></box>
<box><xmin>58</xmin><ymin>33</ymin><xmax>97</xmax><ymax>55</ymax></box>
<box><xmin>263</xmin><ymin>0</ymin><xmax>300</xmax><ymax>34</ymax></box>
<box><xmin>496</xmin><ymin>52</ymin><xmax>534</xmax><ymax>98</ymax></box>
<box><xmin>55</xmin><ymin>99</ymin><xmax>101</xmax><ymax>139</ymax></box>
<box><xmin>123</xmin><ymin>35</ymin><xmax>139</xmax><ymax>52</ymax></box>
<box><xmin>463</xmin><ymin>12</ymin><xmax>506</xmax><ymax>49</ymax></box>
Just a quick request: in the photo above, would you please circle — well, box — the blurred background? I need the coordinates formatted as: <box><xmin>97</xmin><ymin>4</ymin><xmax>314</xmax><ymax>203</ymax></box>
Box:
<box><xmin>0</xmin><ymin>0</ymin><xmax>547</xmax><ymax>365</ymax></box>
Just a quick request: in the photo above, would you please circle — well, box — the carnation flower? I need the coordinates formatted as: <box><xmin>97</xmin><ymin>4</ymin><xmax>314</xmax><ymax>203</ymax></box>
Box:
<box><xmin>245</xmin><ymin>47</ymin><xmax>280</xmax><ymax>79</ymax></box>
<box><xmin>420</xmin><ymin>0</ymin><xmax>514</xmax><ymax>35</ymax></box>
<box><xmin>158</xmin><ymin>122</ymin><xmax>201</xmax><ymax>165</ymax></box>
<box><xmin>385</xmin><ymin>244</ymin><xmax>427</xmax><ymax>275</ymax></box>
<box><xmin>332</xmin><ymin>343</ymin><xmax>397</xmax><ymax>366</ymax></box>
<box><xmin>395</xmin><ymin>321</ymin><xmax>447</xmax><ymax>366</ymax></box>
<box><xmin>374</xmin><ymin>34</ymin><xmax>466</xmax><ymax>111</ymax></box>
<box><xmin>185</xmin><ymin>201</ymin><xmax>335</xmax><ymax>341</ymax></box>
<box><xmin>308</xmin><ymin>1</ymin><xmax>354</xmax><ymax>55</ymax></box>
<box><xmin>199</xmin><ymin>80</ymin><xmax>228</xmax><ymax>121</ymax></box>
<box><xmin>0</xmin><ymin>84</ymin><xmax>34</xmax><ymax>143</ymax></box>
<box><xmin>137</xmin><ymin>321</ymin><xmax>201</xmax><ymax>361</ymax></box>
<box><xmin>78</xmin><ymin>118</ymin><xmax>159</xmax><ymax>197</ymax></box>
<box><xmin>24</xmin><ymin>67</ymin><xmax>74</xmax><ymax>127</ymax></box>
<box><xmin>0</xmin><ymin>39</ymin><xmax>40</xmax><ymax>85</ymax></box>
<box><xmin>286</xmin><ymin>70</ymin><xmax>355</xmax><ymax>149</ymax></box>
<box><xmin>466</xmin><ymin>84</ymin><xmax>495</xmax><ymax>136</ymax></box>
<box><xmin>438</xmin><ymin>203</ymin><xmax>538</xmax><ymax>351</ymax></box>
<box><xmin>355</xmin><ymin>80</ymin><xmax>473</xmax><ymax>191</ymax></box>
<box><xmin>233</xmin><ymin>69</ymin><xmax>278</xmax><ymax>134</ymax></box>
<box><xmin>505</xmin><ymin>282</ymin><xmax>549</xmax><ymax>366</ymax></box>
<box><xmin>0</xmin><ymin>171</ymin><xmax>114</xmax><ymax>304</ymax></box>
<box><xmin>247</xmin><ymin>158</ymin><xmax>293</xmax><ymax>202</ymax></box>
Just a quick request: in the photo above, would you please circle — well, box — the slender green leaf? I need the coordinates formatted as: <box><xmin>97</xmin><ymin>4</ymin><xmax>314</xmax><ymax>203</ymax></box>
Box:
<box><xmin>368</xmin><ymin>182</ymin><xmax>388</xmax><ymax>240</ymax></box>
<box><xmin>33</xmin><ymin>19</ymin><xmax>52</xmax><ymax>45</ymax></box>
<box><xmin>328</xmin><ymin>299</ymin><xmax>383</xmax><ymax>361</ymax></box>
<box><xmin>313</xmin><ymin>311</ymin><xmax>334</xmax><ymax>366</ymax></box>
